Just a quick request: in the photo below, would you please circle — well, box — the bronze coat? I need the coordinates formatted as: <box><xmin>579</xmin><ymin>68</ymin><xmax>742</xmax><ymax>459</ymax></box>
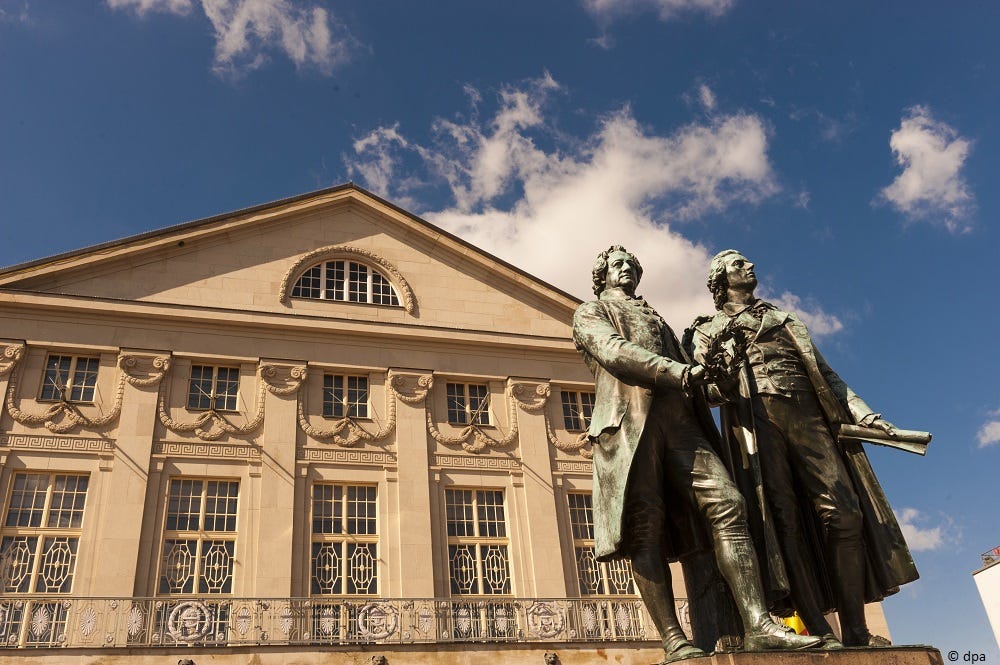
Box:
<box><xmin>689</xmin><ymin>306</ymin><xmax>919</xmax><ymax>610</ymax></box>
<box><xmin>573</xmin><ymin>292</ymin><xmax>722</xmax><ymax>561</ymax></box>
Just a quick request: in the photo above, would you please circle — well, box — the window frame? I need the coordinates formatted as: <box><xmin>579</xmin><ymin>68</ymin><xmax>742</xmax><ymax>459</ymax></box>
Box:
<box><xmin>560</xmin><ymin>390</ymin><xmax>596</xmax><ymax>432</ymax></box>
<box><xmin>566</xmin><ymin>491</ymin><xmax>637</xmax><ymax>596</ymax></box>
<box><xmin>0</xmin><ymin>472</ymin><xmax>90</xmax><ymax>594</ymax></box>
<box><xmin>445</xmin><ymin>382</ymin><xmax>492</xmax><ymax>426</ymax></box>
<box><xmin>444</xmin><ymin>488</ymin><xmax>511</xmax><ymax>596</ymax></box>
<box><xmin>290</xmin><ymin>259</ymin><xmax>401</xmax><ymax>307</ymax></box>
<box><xmin>157</xmin><ymin>477</ymin><xmax>239</xmax><ymax>596</ymax></box>
<box><xmin>186</xmin><ymin>365</ymin><xmax>240</xmax><ymax>412</ymax></box>
<box><xmin>37</xmin><ymin>354</ymin><xmax>101</xmax><ymax>404</ymax></box>
<box><xmin>309</xmin><ymin>483</ymin><xmax>379</xmax><ymax>596</ymax></box>
<box><xmin>322</xmin><ymin>374</ymin><xmax>370</xmax><ymax>420</ymax></box>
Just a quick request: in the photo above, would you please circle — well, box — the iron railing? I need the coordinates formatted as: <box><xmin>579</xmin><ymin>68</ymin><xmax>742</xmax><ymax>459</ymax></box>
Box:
<box><xmin>0</xmin><ymin>596</ymin><xmax>677</xmax><ymax>649</ymax></box>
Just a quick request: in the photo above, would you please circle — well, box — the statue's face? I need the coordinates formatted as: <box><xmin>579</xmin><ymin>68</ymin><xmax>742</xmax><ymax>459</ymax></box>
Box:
<box><xmin>723</xmin><ymin>253</ymin><xmax>757</xmax><ymax>291</ymax></box>
<box><xmin>605</xmin><ymin>250</ymin><xmax>639</xmax><ymax>295</ymax></box>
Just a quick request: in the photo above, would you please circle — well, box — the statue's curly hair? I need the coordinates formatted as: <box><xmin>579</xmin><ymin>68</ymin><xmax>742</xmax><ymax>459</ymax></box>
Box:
<box><xmin>707</xmin><ymin>249</ymin><xmax>743</xmax><ymax>310</ymax></box>
<box><xmin>592</xmin><ymin>245</ymin><xmax>643</xmax><ymax>295</ymax></box>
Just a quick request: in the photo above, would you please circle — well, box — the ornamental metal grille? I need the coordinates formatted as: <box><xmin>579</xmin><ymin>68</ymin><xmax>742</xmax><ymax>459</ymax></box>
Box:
<box><xmin>0</xmin><ymin>596</ymin><xmax>665</xmax><ymax>648</ymax></box>
<box><xmin>445</xmin><ymin>489</ymin><xmax>510</xmax><ymax>595</ymax></box>
<box><xmin>567</xmin><ymin>493</ymin><xmax>636</xmax><ymax>596</ymax></box>
<box><xmin>291</xmin><ymin>260</ymin><xmax>400</xmax><ymax>307</ymax></box>
<box><xmin>322</xmin><ymin>375</ymin><xmax>369</xmax><ymax>419</ymax></box>
<box><xmin>39</xmin><ymin>355</ymin><xmax>100</xmax><ymax>403</ymax></box>
<box><xmin>159</xmin><ymin>479</ymin><xmax>238</xmax><ymax>595</ymax></box>
<box><xmin>560</xmin><ymin>390</ymin><xmax>596</xmax><ymax>431</ymax></box>
<box><xmin>445</xmin><ymin>383</ymin><xmax>491</xmax><ymax>426</ymax></box>
<box><xmin>0</xmin><ymin>473</ymin><xmax>89</xmax><ymax>595</ymax></box>
<box><xmin>310</xmin><ymin>485</ymin><xmax>378</xmax><ymax>596</ymax></box>
<box><xmin>186</xmin><ymin>366</ymin><xmax>239</xmax><ymax>411</ymax></box>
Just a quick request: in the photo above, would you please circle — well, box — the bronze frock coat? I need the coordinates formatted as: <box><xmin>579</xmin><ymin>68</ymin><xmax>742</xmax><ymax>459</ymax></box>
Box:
<box><xmin>573</xmin><ymin>291</ymin><xmax>723</xmax><ymax>561</ymax></box>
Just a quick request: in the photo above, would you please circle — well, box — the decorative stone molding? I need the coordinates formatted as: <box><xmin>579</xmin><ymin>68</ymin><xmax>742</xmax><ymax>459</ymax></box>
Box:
<box><xmin>152</xmin><ymin>441</ymin><xmax>261</xmax><ymax>460</ymax></box>
<box><xmin>531</xmin><ymin>383</ymin><xmax>593</xmax><ymax>460</ymax></box>
<box><xmin>509</xmin><ymin>381</ymin><xmax>550</xmax><ymax>412</ymax></box>
<box><xmin>298</xmin><ymin>448</ymin><xmax>397</xmax><ymax>466</ymax></box>
<box><xmin>388</xmin><ymin>372</ymin><xmax>433</xmax><ymax>404</ymax></box>
<box><xmin>5</xmin><ymin>352</ymin><xmax>168</xmax><ymax>434</ymax></box>
<box><xmin>0</xmin><ymin>341</ymin><xmax>25</xmax><ymax>376</ymax></box>
<box><xmin>297</xmin><ymin>369</ymin><xmax>396</xmax><ymax>447</ymax></box>
<box><xmin>158</xmin><ymin>362</ymin><xmax>304</xmax><ymax>442</ymax></box>
<box><xmin>553</xmin><ymin>460</ymin><xmax>593</xmax><ymax>474</ymax></box>
<box><xmin>0</xmin><ymin>435</ymin><xmax>115</xmax><ymax>453</ymax></box>
<box><xmin>278</xmin><ymin>244</ymin><xmax>416</xmax><ymax>315</ymax></box>
<box><xmin>433</xmin><ymin>454</ymin><xmax>521</xmax><ymax>470</ymax></box>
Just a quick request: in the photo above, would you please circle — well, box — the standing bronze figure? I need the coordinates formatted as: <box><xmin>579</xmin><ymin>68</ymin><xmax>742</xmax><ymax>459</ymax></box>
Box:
<box><xmin>572</xmin><ymin>246</ymin><xmax>820</xmax><ymax>662</ymax></box>
<box><xmin>687</xmin><ymin>249</ymin><xmax>919</xmax><ymax>648</ymax></box>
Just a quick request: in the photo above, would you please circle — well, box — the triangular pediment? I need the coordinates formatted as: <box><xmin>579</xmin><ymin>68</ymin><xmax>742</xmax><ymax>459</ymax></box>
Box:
<box><xmin>0</xmin><ymin>185</ymin><xmax>580</xmax><ymax>338</ymax></box>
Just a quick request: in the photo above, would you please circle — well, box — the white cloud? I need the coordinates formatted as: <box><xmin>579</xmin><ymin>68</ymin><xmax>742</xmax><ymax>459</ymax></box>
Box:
<box><xmin>770</xmin><ymin>292</ymin><xmax>843</xmax><ymax>338</ymax></box>
<box><xmin>977</xmin><ymin>420</ymin><xmax>1000</xmax><ymax>448</ymax></box>
<box><xmin>0</xmin><ymin>0</ymin><xmax>31</xmax><ymax>24</ymax></box>
<box><xmin>107</xmin><ymin>0</ymin><xmax>354</xmax><ymax>77</ymax></box>
<box><xmin>894</xmin><ymin>508</ymin><xmax>945</xmax><ymax>552</ymax></box>
<box><xmin>582</xmin><ymin>0</ymin><xmax>734</xmax><ymax>23</ymax></box>
<box><xmin>345</xmin><ymin>74</ymin><xmax>805</xmax><ymax>329</ymax></box>
<box><xmin>879</xmin><ymin>105</ymin><xmax>974</xmax><ymax>232</ymax></box>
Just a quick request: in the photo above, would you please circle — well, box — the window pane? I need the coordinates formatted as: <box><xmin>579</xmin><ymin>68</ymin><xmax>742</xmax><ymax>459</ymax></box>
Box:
<box><xmin>468</xmin><ymin>384</ymin><xmax>490</xmax><ymax>425</ymax></box>
<box><xmin>446</xmin><ymin>383</ymin><xmax>467</xmax><ymax>425</ymax></box>
<box><xmin>476</xmin><ymin>490</ymin><xmax>506</xmax><ymax>538</ymax></box>
<box><xmin>187</xmin><ymin>366</ymin><xmax>214</xmax><ymax>410</ymax></box>
<box><xmin>561</xmin><ymin>391</ymin><xmax>581</xmax><ymax>431</ymax></box>
<box><xmin>199</xmin><ymin>540</ymin><xmax>234</xmax><ymax>593</ymax></box>
<box><xmin>347</xmin><ymin>262</ymin><xmax>368</xmax><ymax>302</ymax></box>
<box><xmin>0</xmin><ymin>535</ymin><xmax>38</xmax><ymax>592</ymax></box>
<box><xmin>347</xmin><ymin>376</ymin><xmax>368</xmax><ymax>418</ymax></box>
<box><xmin>449</xmin><ymin>544</ymin><xmax>477</xmax><ymax>595</ymax></box>
<box><xmin>35</xmin><ymin>537</ymin><xmax>78</xmax><ymax>593</ymax></box>
<box><xmin>203</xmin><ymin>481</ymin><xmax>239</xmax><ymax>532</ymax></box>
<box><xmin>480</xmin><ymin>544</ymin><xmax>511</xmax><ymax>594</ymax></box>
<box><xmin>292</xmin><ymin>264</ymin><xmax>321</xmax><ymax>299</ymax></box>
<box><xmin>69</xmin><ymin>357</ymin><xmax>100</xmax><ymax>402</ymax></box>
<box><xmin>445</xmin><ymin>489</ymin><xmax>474</xmax><ymax>537</ymax></box>
<box><xmin>40</xmin><ymin>356</ymin><xmax>71</xmax><ymax>401</ymax></box>
<box><xmin>311</xmin><ymin>541</ymin><xmax>343</xmax><ymax>594</ymax></box>
<box><xmin>568</xmin><ymin>492</ymin><xmax>595</xmax><ymax>540</ymax></box>
<box><xmin>370</xmin><ymin>271</ymin><xmax>399</xmax><ymax>306</ymax></box>
<box><xmin>580</xmin><ymin>392</ymin><xmax>596</xmax><ymax>429</ymax></box>
<box><xmin>214</xmin><ymin>367</ymin><xmax>239</xmax><ymax>411</ymax></box>
<box><xmin>167</xmin><ymin>479</ymin><xmax>202</xmax><ymax>531</ymax></box>
<box><xmin>346</xmin><ymin>542</ymin><xmax>377</xmax><ymax>594</ymax></box>
<box><xmin>160</xmin><ymin>539</ymin><xmax>197</xmax><ymax>594</ymax></box>
<box><xmin>322</xmin><ymin>374</ymin><xmax>335</xmax><ymax>418</ymax></box>
<box><xmin>47</xmin><ymin>475</ymin><xmax>89</xmax><ymax>528</ymax></box>
<box><xmin>7</xmin><ymin>473</ymin><xmax>47</xmax><ymax>528</ymax></box>
<box><xmin>325</xmin><ymin>261</ymin><xmax>345</xmax><ymax>301</ymax></box>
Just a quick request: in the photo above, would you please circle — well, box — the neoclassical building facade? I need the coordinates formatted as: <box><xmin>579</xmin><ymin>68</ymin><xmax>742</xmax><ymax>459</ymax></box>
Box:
<box><xmin>0</xmin><ymin>185</ymin><xmax>886</xmax><ymax>660</ymax></box>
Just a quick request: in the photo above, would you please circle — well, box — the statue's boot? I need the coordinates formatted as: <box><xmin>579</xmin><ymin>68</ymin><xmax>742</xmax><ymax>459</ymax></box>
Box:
<box><xmin>713</xmin><ymin>532</ymin><xmax>822</xmax><ymax>651</ymax></box>
<box><xmin>632</xmin><ymin>558</ymin><xmax>708</xmax><ymax>663</ymax></box>
<box><xmin>829</xmin><ymin>532</ymin><xmax>885</xmax><ymax>647</ymax></box>
<box><xmin>777</xmin><ymin>532</ymin><xmax>840</xmax><ymax>640</ymax></box>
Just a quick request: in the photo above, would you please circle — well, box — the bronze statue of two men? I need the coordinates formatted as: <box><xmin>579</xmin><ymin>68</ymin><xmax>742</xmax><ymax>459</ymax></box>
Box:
<box><xmin>572</xmin><ymin>246</ymin><xmax>919</xmax><ymax>662</ymax></box>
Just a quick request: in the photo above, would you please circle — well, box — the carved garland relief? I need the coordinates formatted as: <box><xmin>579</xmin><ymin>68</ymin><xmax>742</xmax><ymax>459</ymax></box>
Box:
<box><xmin>0</xmin><ymin>342</ymin><xmax>593</xmax><ymax>457</ymax></box>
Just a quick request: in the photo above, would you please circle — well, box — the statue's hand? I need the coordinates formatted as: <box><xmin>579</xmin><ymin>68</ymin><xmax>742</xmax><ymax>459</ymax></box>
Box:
<box><xmin>870</xmin><ymin>417</ymin><xmax>898</xmax><ymax>438</ymax></box>
<box><xmin>688</xmin><ymin>364</ymin><xmax>710</xmax><ymax>386</ymax></box>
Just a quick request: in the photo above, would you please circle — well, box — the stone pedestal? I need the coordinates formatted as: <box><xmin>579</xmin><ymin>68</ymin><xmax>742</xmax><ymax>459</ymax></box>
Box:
<box><xmin>700</xmin><ymin>647</ymin><xmax>943</xmax><ymax>665</ymax></box>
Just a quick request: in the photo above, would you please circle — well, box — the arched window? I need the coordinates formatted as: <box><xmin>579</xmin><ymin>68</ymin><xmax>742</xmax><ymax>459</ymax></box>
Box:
<box><xmin>290</xmin><ymin>260</ymin><xmax>400</xmax><ymax>307</ymax></box>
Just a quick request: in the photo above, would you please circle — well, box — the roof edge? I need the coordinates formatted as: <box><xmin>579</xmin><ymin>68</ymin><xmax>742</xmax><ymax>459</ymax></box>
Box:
<box><xmin>0</xmin><ymin>182</ymin><xmax>584</xmax><ymax>308</ymax></box>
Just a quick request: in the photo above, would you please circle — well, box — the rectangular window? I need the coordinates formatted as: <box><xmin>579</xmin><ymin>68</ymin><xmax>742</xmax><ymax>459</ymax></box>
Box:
<box><xmin>561</xmin><ymin>390</ymin><xmax>596</xmax><ymax>431</ymax></box>
<box><xmin>39</xmin><ymin>355</ymin><xmax>100</xmax><ymax>403</ymax></box>
<box><xmin>445</xmin><ymin>489</ymin><xmax>510</xmax><ymax>595</ymax></box>
<box><xmin>568</xmin><ymin>492</ymin><xmax>636</xmax><ymax>595</ymax></box>
<box><xmin>186</xmin><ymin>365</ymin><xmax>239</xmax><ymax>411</ymax></box>
<box><xmin>322</xmin><ymin>374</ymin><xmax>369</xmax><ymax>419</ymax></box>
<box><xmin>310</xmin><ymin>484</ymin><xmax>378</xmax><ymax>595</ymax></box>
<box><xmin>446</xmin><ymin>383</ymin><xmax>491</xmax><ymax>426</ymax></box>
<box><xmin>0</xmin><ymin>473</ymin><xmax>89</xmax><ymax>593</ymax></box>
<box><xmin>159</xmin><ymin>479</ymin><xmax>238</xmax><ymax>594</ymax></box>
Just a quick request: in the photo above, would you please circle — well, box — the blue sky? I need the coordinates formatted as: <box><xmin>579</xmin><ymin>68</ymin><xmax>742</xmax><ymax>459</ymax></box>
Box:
<box><xmin>2</xmin><ymin>0</ymin><xmax>998</xmax><ymax>654</ymax></box>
